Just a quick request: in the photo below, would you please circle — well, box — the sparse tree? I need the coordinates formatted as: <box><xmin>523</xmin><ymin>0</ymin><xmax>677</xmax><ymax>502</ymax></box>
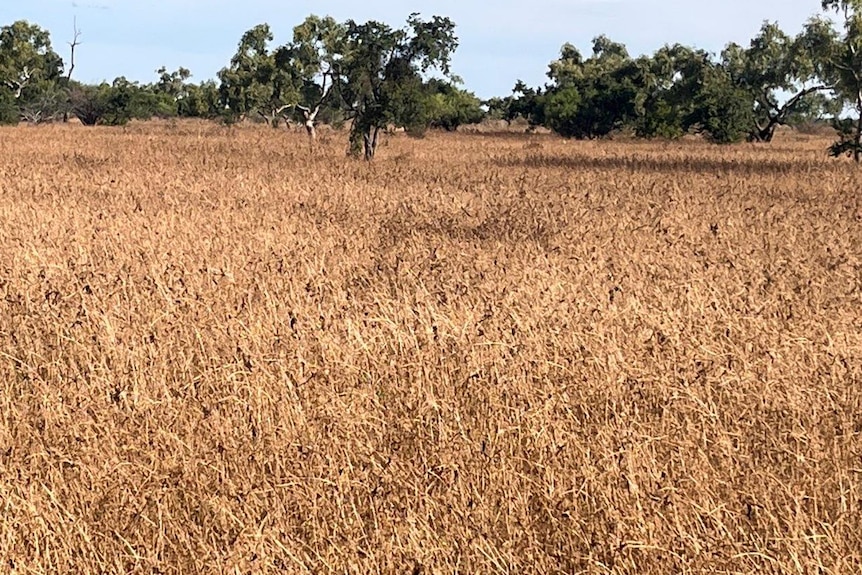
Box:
<box><xmin>337</xmin><ymin>14</ymin><xmax>459</xmax><ymax>160</ymax></box>
<box><xmin>65</xmin><ymin>19</ymin><xmax>81</xmax><ymax>83</ymax></box>
<box><xmin>287</xmin><ymin>15</ymin><xmax>346</xmax><ymax>143</ymax></box>
<box><xmin>218</xmin><ymin>24</ymin><xmax>299</xmax><ymax>126</ymax></box>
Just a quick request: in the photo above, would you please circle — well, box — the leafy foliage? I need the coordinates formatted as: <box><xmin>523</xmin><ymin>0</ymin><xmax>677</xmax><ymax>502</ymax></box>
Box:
<box><xmin>0</xmin><ymin>20</ymin><xmax>64</xmax><ymax>123</ymax></box>
<box><xmin>6</xmin><ymin>6</ymin><xmax>862</xmax><ymax>163</ymax></box>
<box><xmin>484</xmin><ymin>81</ymin><xmax>547</xmax><ymax>127</ymax></box>
<box><xmin>543</xmin><ymin>37</ymin><xmax>643</xmax><ymax>139</ymax></box>
<box><xmin>69</xmin><ymin>83</ymin><xmax>109</xmax><ymax>126</ymax></box>
<box><xmin>687</xmin><ymin>66</ymin><xmax>755</xmax><ymax>144</ymax></box>
<box><xmin>820</xmin><ymin>0</ymin><xmax>862</xmax><ymax>161</ymax></box>
<box><xmin>423</xmin><ymin>80</ymin><xmax>483</xmax><ymax>131</ymax></box>
<box><xmin>721</xmin><ymin>21</ymin><xmax>836</xmax><ymax>142</ymax></box>
<box><xmin>337</xmin><ymin>14</ymin><xmax>459</xmax><ymax>159</ymax></box>
<box><xmin>0</xmin><ymin>21</ymin><xmax>63</xmax><ymax>99</ymax></box>
<box><xmin>218</xmin><ymin>24</ymin><xmax>300</xmax><ymax>126</ymax></box>
<box><xmin>0</xmin><ymin>86</ymin><xmax>17</xmax><ymax>124</ymax></box>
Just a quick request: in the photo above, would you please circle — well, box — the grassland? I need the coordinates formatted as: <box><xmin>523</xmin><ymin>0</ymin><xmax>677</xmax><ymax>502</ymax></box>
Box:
<box><xmin>0</xmin><ymin>122</ymin><xmax>860</xmax><ymax>574</ymax></box>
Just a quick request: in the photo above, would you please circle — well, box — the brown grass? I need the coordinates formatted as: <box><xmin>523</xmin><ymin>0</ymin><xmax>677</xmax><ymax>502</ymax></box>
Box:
<box><xmin>1</xmin><ymin>122</ymin><xmax>861</xmax><ymax>574</ymax></box>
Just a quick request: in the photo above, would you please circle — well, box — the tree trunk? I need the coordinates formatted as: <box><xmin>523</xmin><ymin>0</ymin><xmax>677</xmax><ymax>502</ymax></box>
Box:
<box><xmin>302</xmin><ymin>105</ymin><xmax>320</xmax><ymax>145</ymax></box>
<box><xmin>759</xmin><ymin>121</ymin><xmax>777</xmax><ymax>143</ymax></box>
<box><xmin>855</xmin><ymin>92</ymin><xmax>862</xmax><ymax>164</ymax></box>
<box><xmin>855</xmin><ymin>113</ymin><xmax>862</xmax><ymax>164</ymax></box>
<box><xmin>752</xmin><ymin>85</ymin><xmax>830</xmax><ymax>144</ymax></box>
<box><xmin>363</xmin><ymin>127</ymin><xmax>379</xmax><ymax>161</ymax></box>
<box><xmin>751</xmin><ymin>110</ymin><xmax>781</xmax><ymax>143</ymax></box>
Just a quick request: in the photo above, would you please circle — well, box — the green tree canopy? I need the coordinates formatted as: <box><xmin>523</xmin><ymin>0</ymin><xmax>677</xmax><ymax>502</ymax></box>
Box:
<box><xmin>819</xmin><ymin>0</ymin><xmax>862</xmax><ymax>161</ymax></box>
<box><xmin>218</xmin><ymin>24</ymin><xmax>300</xmax><ymax>125</ymax></box>
<box><xmin>0</xmin><ymin>20</ymin><xmax>64</xmax><ymax>123</ymax></box>
<box><xmin>721</xmin><ymin>20</ymin><xmax>837</xmax><ymax>142</ymax></box>
<box><xmin>423</xmin><ymin>79</ymin><xmax>483</xmax><ymax>131</ymax></box>
<box><xmin>283</xmin><ymin>15</ymin><xmax>347</xmax><ymax>139</ymax></box>
<box><xmin>337</xmin><ymin>13</ymin><xmax>459</xmax><ymax>159</ymax></box>
<box><xmin>543</xmin><ymin>37</ymin><xmax>644</xmax><ymax>139</ymax></box>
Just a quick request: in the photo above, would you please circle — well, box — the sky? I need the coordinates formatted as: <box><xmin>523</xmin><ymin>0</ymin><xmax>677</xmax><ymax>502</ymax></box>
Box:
<box><xmin>0</xmin><ymin>0</ymin><xmax>829</xmax><ymax>100</ymax></box>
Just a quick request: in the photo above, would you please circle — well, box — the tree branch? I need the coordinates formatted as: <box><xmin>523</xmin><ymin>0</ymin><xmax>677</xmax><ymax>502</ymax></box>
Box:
<box><xmin>273</xmin><ymin>104</ymin><xmax>293</xmax><ymax>116</ymax></box>
<box><xmin>3</xmin><ymin>67</ymin><xmax>32</xmax><ymax>98</ymax></box>
<box><xmin>776</xmin><ymin>84</ymin><xmax>831</xmax><ymax>120</ymax></box>
<box><xmin>67</xmin><ymin>18</ymin><xmax>82</xmax><ymax>82</ymax></box>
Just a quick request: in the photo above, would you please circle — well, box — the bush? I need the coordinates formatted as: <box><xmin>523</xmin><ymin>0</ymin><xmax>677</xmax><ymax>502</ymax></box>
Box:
<box><xmin>0</xmin><ymin>89</ymin><xmax>19</xmax><ymax>125</ymax></box>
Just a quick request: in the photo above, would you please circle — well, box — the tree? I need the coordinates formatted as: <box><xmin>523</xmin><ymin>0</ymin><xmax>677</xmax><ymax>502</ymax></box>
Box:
<box><xmin>179</xmin><ymin>80</ymin><xmax>221</xmax><ymax>119</ymax></box>
<box><xmin>423</xmin><ymin>79</ymin><xmax>483</xmax><ymax>131</ymax></box>
<box><xmin>337</xmin><ymin>14</ymin><xmax>459</xmax><ymax>160</ymax></box>
<box><xmin>543</xmin><ymin>37</ymin><xmax>643</xmax><ymax>139</ymax></box>
<box><xmin>0</xmin><ymin>88</ymin><xmax>17</xmax><ymax>124</ymax></box>
<box><xmin>636</xmin><ymin>44</ymin><xmax>754</xmax><ymax>144</ymax></box>
<box><xmin>482</xmin><ymin>81</ymin><xmax>546</xmax><ymax>128</ymax></box>
<box><xmin>19</xmin><ymin>82</ymin><xmax>69</xmax><ymax>123</ymax></box>
<box><xmin>155</xmin><ymin>66</ymin><xmax>191</xmax><ymax>100</ymax></box>
<box><xmin>633</xmin><ymin>45</ymin><xmax>709</xmax><ymax>139</ymax></box>
<box><xmin>782</xmin><ymin>89</ymin><xmax>843</xmax><ymax>127</ymax></box>
<box><xmin>69</xmin><ymin>82</ymin><xmax>110</xmax><ymax>125</ymax></box>
<box><xmin>721</xmin><ymin>21</ymin><xmax>835</xmax><ymax>142</ymax></box>
<box><xmin>218</xmin><ymin>24</ymin><xmax>299</xmax><ymax>126</ymax></box>
<box><xmin>543</xmin><ymin>86</ymin><xmax>582</xmax><ymax>137</ymax></box>
<box><xmin>0</xmin><ymin>21</ymin><xmax>64</xmax><ymax>123</ymax></box>
<box><xmin>153</xmin><ymin>66</ymin><xmax>202</xmax><ymax>117</ymax></box>
<box><xmin>687</xmin><ymin>63</ymin><xmax>755</xmax><ymax>143</ymax></box>
<box><xmin>287</xmin><ymin>15</ymin><xmax>346</xmax><ymax>142</ymax></box>
<box><xmin>69</xmin><ymin>77</ymin><xmax>172</xmax><ymax>126</ymax></box>
<box><xmin>820</xmin><ymin>0</ymin><xmax>862</xmax><ymax>162</ymax></box>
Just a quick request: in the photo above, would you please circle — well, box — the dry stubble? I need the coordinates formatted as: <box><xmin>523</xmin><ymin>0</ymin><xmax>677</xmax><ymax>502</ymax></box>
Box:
<box><xmin>0</xmin><ymin>122</ymin><xmax>861</xmax><ymax>574</ymax></box>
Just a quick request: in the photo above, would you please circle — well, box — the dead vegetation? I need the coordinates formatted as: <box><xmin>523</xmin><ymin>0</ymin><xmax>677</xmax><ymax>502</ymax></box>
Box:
<box><xmin>0</xmin><ymin>123</ymin><xmax>860</xmax><ymax>574</ymax></box>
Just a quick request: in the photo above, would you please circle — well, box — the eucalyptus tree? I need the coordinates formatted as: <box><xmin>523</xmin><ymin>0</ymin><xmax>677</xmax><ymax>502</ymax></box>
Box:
<box><xmin>0</xmin><ymin>20</ymin><xmax>64</xmax><ymax>123</ymax></box>
<box><xmin>632</xmin><ymin>44</ymin><xmax>710</xmax><ymax>138</ymax></box>
<box><xmin>636</xmin><ymin>43</ymin><xmax>754</xmax><ymax>144</ymax></box>
<box><xmin>218</xmin><ymin>24</ymin><xmax>300</xmax><ymax>125</ymax></box>
<box><xmin>543</xmin><ymin>36</ymin><xmax>644</xmax><ymax>139</ymax></box>
<box><xmin>337</xmin><ymin>13</ymin><xmax>459</xmax><ymax>160</ymax></box>
<box><xmin>287</xmin><ymin>15</ymin><xmax>346</xmax><ymax>142</ymax></box>
<box><xmin>820</xmin><ymin>0</ymin><xmax>862</xmax><ymax>162</ymax></box>
<box><xmin>721</xmin><ymin>20</ymin><xmax>836</xmax><ymax>142</ymax></box>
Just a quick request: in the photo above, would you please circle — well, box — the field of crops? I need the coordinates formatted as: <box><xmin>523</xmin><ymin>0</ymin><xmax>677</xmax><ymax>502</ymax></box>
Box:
<box><xmin>1</xmin><ymin>122</ymin><xmax>860</xmax><ymax>574</ymax></box>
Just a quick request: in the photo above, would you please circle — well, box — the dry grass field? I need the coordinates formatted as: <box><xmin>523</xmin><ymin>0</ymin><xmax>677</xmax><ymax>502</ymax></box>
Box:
<box><xmin>0</xmin><ymin>122</ymin><xmax>860</xmax><ymax>574</ymax></box>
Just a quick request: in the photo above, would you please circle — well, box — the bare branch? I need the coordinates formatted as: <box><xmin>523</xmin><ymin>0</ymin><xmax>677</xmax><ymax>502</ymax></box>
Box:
<box><xmin>67</xmin><ymin>18</ymin><xmax>82</xmax><ymax>82</ymax></box>
<box><xmin>273</xmin><ymin>104</ymin><xmax>293</xmax><ymax>116</ymax></box>
<box><xmin>3</xmin><ymin>67</ymin><xmax>32</xmax><ymax>98</ymax></box>
<box><xmin>319</xmin><ymin>71</ymin><xmax>331</xmax><ymax>102</ymax></box>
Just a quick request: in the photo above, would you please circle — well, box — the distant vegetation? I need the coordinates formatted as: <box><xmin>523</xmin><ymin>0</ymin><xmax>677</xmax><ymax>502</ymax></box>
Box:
<box><xmin>2</xmin><ymin>0</ymin><xmax>862</xmax><ymax>159</ymax></box>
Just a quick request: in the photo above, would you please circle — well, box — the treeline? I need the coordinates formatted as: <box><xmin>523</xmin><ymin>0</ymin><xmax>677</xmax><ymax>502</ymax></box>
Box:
<box><xmin>2</xmin><ymin>0</ymin><xmax>862</xmax><ymax>160</ymax></box>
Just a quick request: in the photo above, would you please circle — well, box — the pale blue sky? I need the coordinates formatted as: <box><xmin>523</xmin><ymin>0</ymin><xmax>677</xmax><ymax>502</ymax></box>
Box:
<box><xmin>1</xmin><ymin>0</ymin><xmax>826</xmax><ymax>99</ymax></box>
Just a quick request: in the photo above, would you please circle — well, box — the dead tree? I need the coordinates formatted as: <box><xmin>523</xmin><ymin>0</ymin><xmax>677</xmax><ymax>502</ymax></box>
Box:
<box><xmin>63</xmin><ymin>19</ymin><xmax>82</xmax><ymax>122</ymax></box>
<box><xmin>66</xmin><ymin>19</ymin><xmax>82</xmax><ymax>82</ymax></box>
